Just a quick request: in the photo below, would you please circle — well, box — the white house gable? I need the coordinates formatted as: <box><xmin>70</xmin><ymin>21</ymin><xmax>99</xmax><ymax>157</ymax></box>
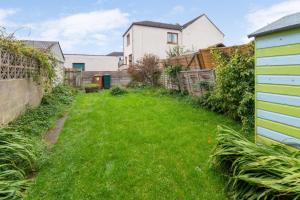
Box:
<box><xmin>182</xmin><ymin>15</ymin><xmax>224</xmax><ymax>51</ymax></box>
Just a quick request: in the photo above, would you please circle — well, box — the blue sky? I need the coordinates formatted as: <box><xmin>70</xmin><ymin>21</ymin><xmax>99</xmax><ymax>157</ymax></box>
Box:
<box><xmin>0</xmin><ymin>0</ymin><xmax>299</xmax><ymax>54</ymax></box>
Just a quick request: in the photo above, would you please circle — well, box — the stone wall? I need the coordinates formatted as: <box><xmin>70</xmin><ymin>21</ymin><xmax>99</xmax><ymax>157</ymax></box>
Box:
<box><xmin>0</xmin><ymin>79</ymin><xmax>43</xmax><ymax>124</ymax></box>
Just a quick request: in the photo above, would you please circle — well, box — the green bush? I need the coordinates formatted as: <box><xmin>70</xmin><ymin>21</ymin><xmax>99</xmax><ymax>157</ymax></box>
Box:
<box><xmin>1</xmin><ymin>84</ymin><xmax>76</xmax><ymax>200</ymax></box>
<box><xmin>110</xmin><ymin>86</ymin><xmax>127</xmax><ymax>96</ymax></box>
<box><xmin>199</xmin><ymin>44</ymin><xmax>255</xmax><ymax>131</ymax></box>
<box><xmin>165</xmin><ymin>64</ymin><xmax>183</xmax><ymax>91</ymax></box>
<box><xmin>84</xmin><ymin>83</ymin><xmax>99</xmax><ymax>93</ymax></box>
<box><xmin>211</xmin><ymin>126</ymin><xmax>300</xmax><ymax>199</ymax></box>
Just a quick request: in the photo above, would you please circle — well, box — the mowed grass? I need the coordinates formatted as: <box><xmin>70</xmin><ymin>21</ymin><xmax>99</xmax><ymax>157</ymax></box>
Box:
<box><xmin>26</xmin><ymin>90</ymin><xmax>241</xmax><ymax>200</ymax></box>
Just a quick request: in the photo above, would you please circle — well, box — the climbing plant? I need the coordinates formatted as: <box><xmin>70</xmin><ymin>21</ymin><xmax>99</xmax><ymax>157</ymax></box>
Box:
<box><xmin>0</xmin><ymin>28</ymin><xmax>56</xmax><ymax>89</ymax></box>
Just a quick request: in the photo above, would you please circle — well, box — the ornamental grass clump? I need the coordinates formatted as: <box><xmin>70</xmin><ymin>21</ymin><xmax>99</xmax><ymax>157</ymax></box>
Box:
<box><xmin>211</xmin><ymin>126</ymin><xmax>300</xmax><ymax>200</ymax></box>
<box><xmin>0</xmin><ymin>129</ymin><xmax>37</xmax><ymax>200</ymax></box>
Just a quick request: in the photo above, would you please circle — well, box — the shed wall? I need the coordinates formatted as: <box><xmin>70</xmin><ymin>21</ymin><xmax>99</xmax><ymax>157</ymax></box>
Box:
<box><xmin>255</xmin><ymin>27</ymin><xmax>300</xmax><ymax>150</ymax></box>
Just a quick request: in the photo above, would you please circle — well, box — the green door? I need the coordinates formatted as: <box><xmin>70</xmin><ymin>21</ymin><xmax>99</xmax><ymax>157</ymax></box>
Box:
<box><xmin>72</xmin><ymin>63</ymin><xmax>85</xmax><ymax>71</ymax></box>
<box><xmin>102</xmin><ymin>74</ymin><xmax>111</xmax><ymax>89</ymax></box>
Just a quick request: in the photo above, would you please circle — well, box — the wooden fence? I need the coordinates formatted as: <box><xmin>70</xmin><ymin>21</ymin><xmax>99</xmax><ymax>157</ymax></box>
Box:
<box><xmin>162</xmin><ymin>44</ymin><xmax>252</xmax><ymax>69</ymax></box>
<box><xmin>64</xmin><ymin>68</ymin><xmax>82</xmax><ymax>87</ymax></box>
<box><xmin>161</xmin><ymin>69</ymin><xmax>215</xmax><ymax>96</ymax></box>
<box><xmin>64</xmin><ymin>69</ymin><xmax>131</xmax><ymax>87</ymax></box>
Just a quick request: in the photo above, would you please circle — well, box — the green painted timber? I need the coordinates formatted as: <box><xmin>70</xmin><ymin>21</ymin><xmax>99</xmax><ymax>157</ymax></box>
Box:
<box><xmin>256</xmin><ymin>43</ymin><xmax>300</xmax><ymax>57</ymax></box>
<box><xmin>256</xmin><ymin>135</ymin><xmax>297</xmax><ymax>151</ymax></box>
<box><xmin>257</xmin><ymin>101</ymin><xmax>300</xmax><ymax>118</ymax></box>
<box><xmin>257</xmin><ymin>118</ymin><xmax>300</xmax><ymax>139</ymax></box>
<box><xmin>255</xmin><ymin>27</ymin><xmax>300</xmax><ymax>149</ymax></box>
<box><xmin>256</xmin><ymin>84</ymin><xmax>300</xmax><ymax>96</ymax></box>
<box><xmin>256</xmin><ymin>66</ymin><xmax>300</xmax><ymax>75</ymax></box>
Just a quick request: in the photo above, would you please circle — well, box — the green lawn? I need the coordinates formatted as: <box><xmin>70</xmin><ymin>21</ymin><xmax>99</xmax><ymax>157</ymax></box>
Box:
<box><xmin>26</xmin><ymin>90</ymin><xmax>241</xmax><ymax>200</ymax></box>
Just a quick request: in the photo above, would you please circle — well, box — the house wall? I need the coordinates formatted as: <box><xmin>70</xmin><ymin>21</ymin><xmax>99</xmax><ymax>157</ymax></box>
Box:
<box><xmin>123</xmin><ymin>25</ymin><xmax>182</xmax><ymax>64</ymax></box>
<box><xmin>64</xmin><ymin>54</ymin><xmax>120</xmax><ymax>71</ymax></box>
<box><xmin>254</xmin><ymin>27</ymin><xmax>300</xmax><ymax>151</ymax></box>
<box><xmin>182</xmin><ymin>15</ymin><xmax>224</xmax><ymax>51</ymax></box>
<box><xmin>132</xmin><ymin>25</ymin><xmax>182</xmax><ymax>62</ymax></box>
<box><xmin>123</xmin><ymin>28</ymin><xmax>133</xmax><ymax>65</ymax></box>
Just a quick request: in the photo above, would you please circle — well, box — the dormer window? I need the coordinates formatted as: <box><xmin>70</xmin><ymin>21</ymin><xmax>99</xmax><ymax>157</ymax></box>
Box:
<box><xmin>167</xmin><ymin>32</ymin><xmax>178</xmax><ymax>44</ymax></box>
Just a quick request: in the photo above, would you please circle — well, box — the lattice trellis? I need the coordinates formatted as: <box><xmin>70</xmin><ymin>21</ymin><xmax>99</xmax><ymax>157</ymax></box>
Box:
<box><xmin>0</xmin><ymin>49</ymin><xmax>38</xmax><ymax>80</ymax></box>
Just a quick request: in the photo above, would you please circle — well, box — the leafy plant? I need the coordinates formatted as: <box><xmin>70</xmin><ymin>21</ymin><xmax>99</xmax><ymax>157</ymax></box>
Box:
<box><xmin>166</xmin><ymin>45</ymin><xmax>187</xmax><ymax>58</ymax></box>
<box><xmin>0</xmin><ymin>129</ymin><xmax>37</xmax><ymax>200</ymax></box>
<box><xmin>128</xmin><ymin>54</ymin><xmax>162</xmax><ymax>86</ymax></box>
<box><xmin>165</xmin><ymin>64</ymin><xmax>183</xmax><ymax>91</ymax></box>
<box><xmin>198</xmin><ymin>80</ymin><xmax>213</xmax><ymax>92</ymax></box>
<box><xmin>211</xmin><ymin>126</ymin><xmax>300</xmax><ymax>200</ymax></box>
<box><xmin>84</xmin><ymin>83</ymin><xmax>99</xmax><ymax>93</ymax></box>
<box><xmin>0</xmin><ymin>29</ymin><xmax>56</xmax><ymax>89</ymax></box>
<box><xmin>110</xmin><ymin>86</ymin><xmax>127</xmax><ymax>96</ymax></box>
<box><xmin>1</xmin><ymin>84</ymin><xmax>76</xmax><ymax>200</ymax></box>
<box><xmin>198</xmin><ymin>44</ymin><xmax>255</xmax><ymax>132</ymax></box>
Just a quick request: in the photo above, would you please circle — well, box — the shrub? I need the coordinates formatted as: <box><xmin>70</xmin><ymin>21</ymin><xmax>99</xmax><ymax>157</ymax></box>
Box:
<box><xmin>110</xmin><ymin>86</ymin><xmax>127</xmax><ymax>96</ymax></box>
<box><xmin>198</xmin><ymin>44</ymin><xmax>255</xmax><ymax>131</ymax></box>
<box><xmin>84</xmin><ymin>83</ymin><xmax>99</xmax><ymax>93</ymax></box>
<box><xmin>128</xmin><ymin>54</ymin><xmax>162</xmax><ymax>86</ymax></box>
<box><xmin>165</xmin><ymin>64</ymin><xmax>183</xmax><ymax>91</ymax></box>
<box><xmin>211</xmin><ymin>126</ymin><xmax>300</xmax><ymax>200</ymax></box>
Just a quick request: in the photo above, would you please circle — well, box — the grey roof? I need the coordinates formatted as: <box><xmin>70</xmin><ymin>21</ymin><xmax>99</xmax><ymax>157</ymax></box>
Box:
<box><xmin>249</xmin><ymin>12</ymin><xmax>300</xmax><ymax>37</ymax></box>
<box><xmin>182</xmin><ymin>14</ymin><xmax>205</xmax><ymax>28</ymax></box>
<box><xmin>22</xmin><ymin>40</ymin><xmax>65</xmax><ymax>62</ymax></box>
<box><xmin>123</xmin><ymin>14</ymin><xmax>224</xmax><ymax>37</ymax></box>
<box><xmin>106</xmin><ymin>52</ymin><xmax>123</xmax><ymax>57</ymax></box>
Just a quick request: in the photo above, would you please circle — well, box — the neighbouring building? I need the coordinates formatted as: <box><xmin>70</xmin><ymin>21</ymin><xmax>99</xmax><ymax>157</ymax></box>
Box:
<box><xmin>22</xmin><ymin>40</ymin><xmax>65</xmax><ymax>85</ymax></box>
<box><xmin>122</xmin><ymin>14</ymin><xmax>224</xmax><ymax>67</ymax></box>
<box><xmin>64</xmin><ymin>52</ymin><xmax>123</xmax><ymax>72</ymax></box>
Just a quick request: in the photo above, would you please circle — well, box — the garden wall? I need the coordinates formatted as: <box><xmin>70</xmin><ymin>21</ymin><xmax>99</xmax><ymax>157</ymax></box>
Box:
<box><xmin>0</xmin><ymin>79</ymin><xmax>43</xmax><ymax>124</ymax></box>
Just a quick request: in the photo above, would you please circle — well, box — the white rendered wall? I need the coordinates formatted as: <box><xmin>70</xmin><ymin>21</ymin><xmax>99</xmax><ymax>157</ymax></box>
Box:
<box><xmin>64</xmin><ymin>54</ymin><xmax>120</xmax><ymax>71</ymax></box>
<box><xmin>182</xmin><ymin>15</ymin><xmax>224</xmax><ymax>51</ymax></box>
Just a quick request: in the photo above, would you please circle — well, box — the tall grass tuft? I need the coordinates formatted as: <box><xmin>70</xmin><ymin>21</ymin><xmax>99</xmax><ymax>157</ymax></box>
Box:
<box><xmin>211</xmin><ymin>126</ymin><xmax>300</xmax><ymax>200</ymax></box>
<box><xmin>0</xmin><ymin>129</ymin><xmax>37</xmax><ymax>199</ymax></box>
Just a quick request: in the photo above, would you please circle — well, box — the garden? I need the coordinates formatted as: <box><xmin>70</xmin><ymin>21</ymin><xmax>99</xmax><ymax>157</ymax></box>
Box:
<box><xmin>1</xmin><ymin>30</ymin><xmax>300</xmax><ymax>200</ymax></box>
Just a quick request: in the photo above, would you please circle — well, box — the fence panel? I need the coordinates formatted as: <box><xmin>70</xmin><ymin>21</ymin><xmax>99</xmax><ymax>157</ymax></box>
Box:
<box><xmin>161</xmin><ymin>69</ymin><xmax>215</xmax><ymax>96</ymax></box>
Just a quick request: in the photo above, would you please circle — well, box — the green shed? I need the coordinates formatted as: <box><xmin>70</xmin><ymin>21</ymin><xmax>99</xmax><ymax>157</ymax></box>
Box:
<box><xmin>249</xmin><ymin>12</ymin><xmax>300</xmax><ymax>150</ymax></box>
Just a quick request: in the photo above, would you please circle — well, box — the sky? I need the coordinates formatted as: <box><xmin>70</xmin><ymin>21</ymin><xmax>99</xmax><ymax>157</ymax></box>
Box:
<box><xmin>0</xmin><ymin>0</ymin><xmax>299</xmax><ymax>54</ymax></box>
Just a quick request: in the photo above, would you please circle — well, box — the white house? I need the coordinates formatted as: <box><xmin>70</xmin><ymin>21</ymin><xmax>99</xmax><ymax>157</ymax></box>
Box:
<box><xmin>122</xmin><ymin>14</ymin><xmax>224</xmax><ymax>66</ymax></box>
<box><xmin>64</xmin><ymin>52</ymin><xmax>123</xmax><ymax>72</ymax></box>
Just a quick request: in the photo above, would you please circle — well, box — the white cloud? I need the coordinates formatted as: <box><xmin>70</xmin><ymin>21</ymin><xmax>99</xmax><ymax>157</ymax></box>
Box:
<box><xmin>170</xmin><ymin>5</ymin><xmax>185</xmax><ymax>15</ymax></box>
<box><xmin>246</xmin><ymin>0</ymin><xmax>300</xmax><ymax>32</ymax></box>
<box><xmin>0</xmin><ymin>8</ymin><xmax>17</xmax><ymax>26</ymax></box>
<box><xmin>25</xmin><ymin>9</ymin><xmax>129</xmax><ymax>52</ymax></box>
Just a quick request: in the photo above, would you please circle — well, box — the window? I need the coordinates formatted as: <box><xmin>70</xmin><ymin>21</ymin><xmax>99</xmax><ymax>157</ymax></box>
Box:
<box><xmin>129</xmin><ymin>54</ymin><xmax>132</xmax><ymax>65</ymax></box>
<box><xmin>127</xmin><ymin>34</ymin><xmax>130</xmax><ymax>46</ymax></box>
<box><xmin>167</xmin><ymin>32</ymin><xmax>178</xmax><ymax>44</ymax></box>
<box><xmin>72</xmin><ymin>63</ymin><xmax>85</xmax><ymax>71</ymax></box>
